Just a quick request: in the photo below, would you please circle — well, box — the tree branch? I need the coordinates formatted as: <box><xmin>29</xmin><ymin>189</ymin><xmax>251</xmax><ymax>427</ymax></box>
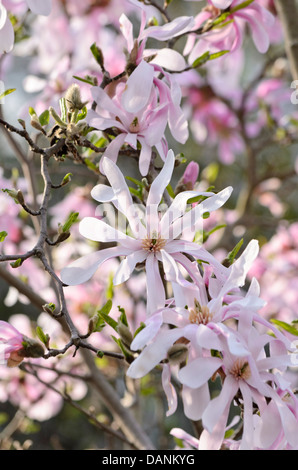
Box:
<box><xmin>274</xmin><ymin>0</ymin><xmax>298</xmax><ymax>80</ymax></box>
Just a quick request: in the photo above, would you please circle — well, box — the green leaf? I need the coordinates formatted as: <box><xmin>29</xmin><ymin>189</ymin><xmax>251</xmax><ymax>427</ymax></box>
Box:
<box><xmin>61</xmin><ymin>211</ymin><xmax>79</xmax><ymax>233</ymax></box>
<box><xmin>97</xmin><ymin>300</ymin><xmax>117</xmax><ymax>331</ymax></box>
<box><xmin>270</xmin><ymin>319</ymin><xmax>298</xmax><ymax>337</ymax></box>
<box><xmin>36</xmin><ymin>326</ymin><xmax>50</xmax><ymax>346</ymax></box>
<box><xmin>28</xmin><ymin>107</ymin><xmax>37</xmax><ymax>117</ymax></box>
<box><xmin>77</xmin><ymin>106</ymin><xmax>87</xmax><ymax>122</ymax></box>
<box><xmin>10</xmin><ymin>258</ymin><xmax>22</xmax><ymax>268</ymax></box>
<box><xmin>133</xmin><ymin>322</ymin><xmax>146</xmax><ymax>339</ymax></box>
<box><xmin>39</xmin><ymin>110</ymin><xmax>50</xmax><ymax>127</ymax></box>
<box><xmin>166</xmin><ymin>184</ymin><xmax>175</xmax><ymax>199</ymax></box>
<box><xmin>209</xmin><ymin>50</ymin><xmax>229</xmax><ymax>61</ymax></box>
<box><xmin>230</xmin><ymin>0</ymin><xmax>254</xmax><ymax>14</ymax></box>
<box><xmin>226</xmin><ymin>239</ymin><xmax>244</xmax><ymax>265</ymax></box>
<box><xmin>73</xmin><ymin>75</ymin><xmax>97</xmax><ymax>86</ymax></box>
<box><xmin>192</xmin><ymin>51</ymin><xmax>210</xmax><ymax>68</ymax></box>
<box><xmin>90</xmin><ymin>43</ymin><xmax>104</xmax><ymax>68</ymax></box>
<box><xmin>0</xmin><ymin>231</ymin><xmax>8</xmax><ymax>242</ymax></box>
<box><xmin>117</xmin><ymin>305</ymin><xmax>128</xmax><ymax>327</ymax></box>
<box><xmin>0</xmin><ymin>88</ymin><xmax>16</xmax><ymax>101</ymax></box>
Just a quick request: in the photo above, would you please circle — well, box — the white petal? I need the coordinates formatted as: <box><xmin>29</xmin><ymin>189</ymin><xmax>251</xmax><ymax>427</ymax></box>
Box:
<box><xmin>113</xmin><ymin>250</ymin><xmax>147</xmax><ymax>285</ymax></box>
<box><xmin>91</xmin><ymin>184</ymin><xmax>115</xmax><ymax>203</ymax></box>
<box><xmin>121</xmin><ymin>60</ymin><xmax>154</xmax><ymax>114</ymax></box>
<box><xmin>178</xmin><ymin>357</ymin><xmax>222</xmax><ymax>389</ymax></box>
<box><xmin>60</xmin><ymin>246</ymin><xmax>130</xmax><ymax>286</ymax></box>
<box><xmin>147</xmin><ymin>149</ymin><xmax>175</xmax><ymax>207</ymax></box>
<box><xmin>145</xmin><ymin>254</ymin><xmax>166</xmax><ymax>315</ymax></box>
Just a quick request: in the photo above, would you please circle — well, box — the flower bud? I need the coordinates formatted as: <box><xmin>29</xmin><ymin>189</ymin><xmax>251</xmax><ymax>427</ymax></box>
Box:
<box><xmin>167</xmin><ymin>343</ymin><xmax>188</xmax><ymax>365</ymax></box>
<box><xmin>65</xmin><ymin>84</ymin><xmax>87</xmax><ymax>112</ymax></box>
<box><xmin>117</xmin><ymin>322</ymin><xmax>133</xmax><ymax>349</ymax></box>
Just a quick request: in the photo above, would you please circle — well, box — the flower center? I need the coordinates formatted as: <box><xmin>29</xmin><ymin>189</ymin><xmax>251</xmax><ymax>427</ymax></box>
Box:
<box><xmin>141</xmin><ymin>235</ymin><xmax>166</xmax><ymax>253</ymax></box>
<box><xmin>229</xmin><ymin>359</ymin><xmax>251</xmax><ymax>381</ymax></box>
<box><xmin>189</xmin><ymin>299</ymin><xmax>213</xmax><ymax>325</ymax></box>
<box><xmin>129</xmin><ymin>117</ymin><xmax>140</xmax><ymax>133</ymax></box>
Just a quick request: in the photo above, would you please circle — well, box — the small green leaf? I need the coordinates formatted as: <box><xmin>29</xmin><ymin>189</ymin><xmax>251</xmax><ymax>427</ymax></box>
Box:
<box><xmin>117</xmin><ymin>305</ymin><xmax>128</xmax><ymax>327</ymax></box>
<box><xmin>166</xmin><ymin>184</ymin><xmax>175</xmax><ymax>199</ymax></box>
<box><xmin>61</xmin><ymin>211</ymin><xmax>79</xmax><ymax>233</ymax></box>
<box><xmin>133</xmin><ymin>322</ymin><xmax>146</xmax><ymax>338</ymax></box>
<box><xmin>0</xmin><ymin>231</ymin><xmax>8</xmax><ymax>242</ymax></box>
<box><xmin>230</xmin><ymin>0</ymin><xmax>254</xmax><ymax>14</ymax></box>
<box><xmin>73</xmin><ymin>75</ymin><xmax>97</xmax><ymax>86</ymax></box>
<box><xmin>0</xmin><ymin>88</ymin><xmax>16</xmax><ymax>101</ymax></box>
<box><xmin>97</xmin><ymin>300</ymin><xmax>117</xmax><ymax>330</ymax></box>
<box><xmin>61</xmin><ymin>173</ymin><xmax>72</xmax><ymax>186</ymax></box>
<box><xmin>226</xmin><ymin>239</ymin><xmax>244</xmax><ymax>265</ymax></box>
<box><xmin>90</xmin><ymin>43</ymin><xmax>104</xmax><ymax>68</ymax></box>
<box><xmin>29</xmin><ymin>107</ymin><xmax>37</xmax><ymax>117</ymax></box>
<box><xmin>36</xmin><ymin>326</ymin><xmax>50</xmax><ymax>346</ymax></box>
<box><xmin>39</xmin><ymin>110</ymin><xmax>50</xmax><ymax>127</ymax></box>
<box><xmin>10</xmin><ymin>258</ymin><xmax>22</xmax><ymax>268</ymax></box>
<box><xmin>192</xmin><ymin>51</ymin><xmax>210</xmax><ymax>68</ymax></box>
<box><xmin>209</xmin><ymin>50</ymin><xmax>229</xmax><ymax>61</ymax></box>
<box><xmin>270</xmin><ymin>319</ymin><xmax>298</xmax><ymax>337</ymax></box>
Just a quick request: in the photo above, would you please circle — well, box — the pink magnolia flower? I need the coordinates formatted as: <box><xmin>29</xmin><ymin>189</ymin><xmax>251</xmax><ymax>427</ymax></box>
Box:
<box><xmin>87</xmin><ymin>60</ymin><xmax>169</xmax><ymax>176</ymax></box>
<box><xmin>87</xmin><ymin>59</ymin><xmax>189</xmax><ymax>175</ymax></box>
<box><xmin>0</xmin><ymin>320</ymin><xmax>44</xmax><ymax>368</ymax></box>
<box><xmin>120</xmin><ymin>3</ymin><xmax>194</xmax><ymax>72</ymax></box>
<box><xmin>184</xmin><ymin>0</ymin><xmax>275</xmax><ymax>64</ymax></box>
<box><xmin>60</xmin><ymin>150</ymin><xmax>232</xmax><ymax>314</ymax></box>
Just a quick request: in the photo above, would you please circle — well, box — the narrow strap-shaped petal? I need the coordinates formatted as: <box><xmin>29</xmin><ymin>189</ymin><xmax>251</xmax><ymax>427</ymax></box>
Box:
<box><xmin>79</xmin><ymin>217</ymin><xmax>136</xmax><ymax>247</ymax></box>
<box><xmin>60</xmin><ymin>246</ymin><xmax>131</xmax><ymax>286</ymax></box>
<box><xmin>145</xmin><ymin>253</ymin><xmax>166</xmax><ymax>315</ymax></box>
<box><xmin>102</xmin><ymin>157</ymin><xmax>146</xmax><ymax>238</ymax></box>
<box><xmin>113</xmin><ymin>250</ymin><xmax>147</xmax><ymax>285</ymax></box>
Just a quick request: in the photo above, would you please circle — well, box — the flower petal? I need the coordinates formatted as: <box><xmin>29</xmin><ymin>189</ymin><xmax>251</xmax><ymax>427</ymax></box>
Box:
<box><xmin>121</xmin><ymin>60</ymin><xmax>154</xmax><ymax>114</ymax></box>
<box><xmin>113</xmin><ymin>250</ymin><xmax>147</xmax><ymax>285</ymax></box>
<box><xmin>179</xmin><ymin>356</ymin><xmax>222</xmax><ymax>389</ymax></box>
<box><xmin>60</xmin><ymin>246</ymin><xmax>131</xmax><ymax>286</ymax></box>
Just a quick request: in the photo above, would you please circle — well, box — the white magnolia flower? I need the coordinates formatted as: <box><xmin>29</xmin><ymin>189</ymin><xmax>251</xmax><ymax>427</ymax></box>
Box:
<box><xmin>61</xmin><ymin>150</ymin><xmax>232</xmax><ymax>314</ymax></box>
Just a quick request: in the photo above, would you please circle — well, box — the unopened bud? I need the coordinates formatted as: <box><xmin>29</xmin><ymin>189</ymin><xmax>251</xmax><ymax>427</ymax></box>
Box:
<box><xmin>65</xmin><ymin>84</ymin><xmax>87</xmax><ymax>112</ymax></box>
<box><xmin>117</xmin><ymin>322</ymin><xmax>133</xmax><ymax>349</ymax></box>
<box><xmin>30</xmin><ymin>115</ymin><xmax>46</xmax><ymax>134</ymax></box>
<box><xmin>19</xmin><ymin>336</ymin><xmax>45</xmax><ymax>359</ymax></box>
<box><xmin>167</xmin><ymin>344</ymin><xmax>188</xmax><ymax>365</ymax></box>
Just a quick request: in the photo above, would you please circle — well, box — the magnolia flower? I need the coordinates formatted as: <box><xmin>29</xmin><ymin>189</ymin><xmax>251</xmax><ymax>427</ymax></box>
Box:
<box><xmin>184</xmin><ymin>0</ymin><xmax>275</xmax><ymax>64</ymax></box>
<box><xmin>87</xmin><ymin>60</ymin><xmax>188</xmax><ymax>176</ymax></box>
<box><xmin>87</xmin><ymin>61</ymin><xmax>169</xmax><ymax>176</ymax></box>
<box><xmin>120</xmin><ymin>2</ymin><xmax>194</xmax><ymax>71</ymax></box>
<box><xmin>0</xmin><ymin>320</ymin><xmax>44</xmax><ymax>368</ymax></box>
<box><xmin>0</xmin><ymin>0</ymin><xmax>52</xmax><ymax>54</ymax></box>
<box><xmin>61</xmin><ymin>150</ymin><xmax>232</xmax><ymax>314</ymax></box>
<box><xmin>179</xmin><ymin>320</ymin><xmax>298</xmax><ymax>450</ymax></box>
